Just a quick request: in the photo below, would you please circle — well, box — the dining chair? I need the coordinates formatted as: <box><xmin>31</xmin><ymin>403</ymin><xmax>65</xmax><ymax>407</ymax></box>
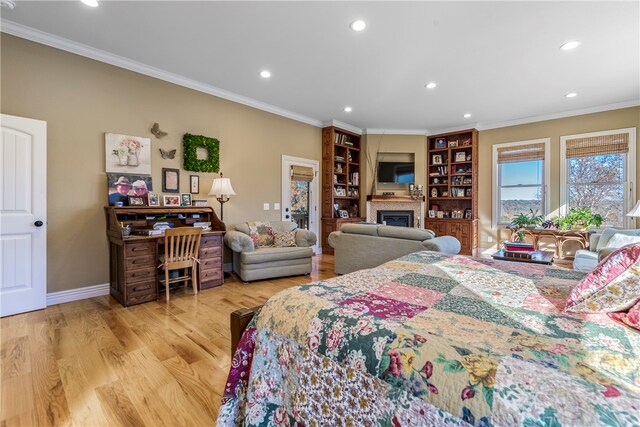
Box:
<box><xmin>158</xmin><ymin>227</ymin><xmax>202</xmax><ymax>302</ymax></box>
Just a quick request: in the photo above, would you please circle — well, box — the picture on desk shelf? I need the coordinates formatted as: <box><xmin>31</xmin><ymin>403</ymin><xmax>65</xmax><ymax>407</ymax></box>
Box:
<box><xmin>128</xmin><ymin>196</ymin><xmax>145</xmax><ymax>206</ymax></box>
<box><xmin>434</xmin><ymin>138</ymin><xmax>446</xmax><ymax>149</ymax></box>
<box><xmin>455</xmin><ymin>152</ymin><xmax>466</xmax><ymax>162</ymax></box>
<box><xmin>437</xmin><ymin>211</ymin><xmax>444</xmax><ymax>218</ymax></box>
<box><xmin>428</xmin><ymin>210</ymin><xmax>436</xmax><ymax>218</ymax></box>
<box><xmin>339</xmin><ymin>210</ymin><xmax>349</xmax><ymax>219</ymax></box>
<box><xmin>465</xmin><ymin>208</ymin><xmax>472</xmax><ymax>219</ymax></box>
<box><xmin>105</xmin><ymin>133</ymin><xmax>151</xmax><ymax>175</ymax></box>
<box><xmin>192</xmin><ymin>199</ymin><xmax>208</xmax><ymax>207</ymax></box>
<box><xmin>163</xmin><ymin>195</ymin><xmax>180</xmax><ymax>206</ymax></box>
<box><xmin>432</xmin><ymin>155</ymin><xmax>442</xmax><ymax>165</ymax></box>
<box><xmin>107</xmin><ymin>173</ymin><xmax>153</xmax><ymax>206</ymax></box>
<box><xmin>180</xmin><ymin>193</ymin><xmax>192</xmax><ymax>206</ymax></box>
<box><xmin>148</xmin><ymin>192</ymin><xmax>160</xmax><ymax>206</ymax></box>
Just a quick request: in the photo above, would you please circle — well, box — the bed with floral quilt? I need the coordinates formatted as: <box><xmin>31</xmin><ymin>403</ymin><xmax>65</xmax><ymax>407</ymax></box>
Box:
<box><xmin>218</xmin><ymin>251</ymin><xmax>640</xmax><ymax>426</ymax></box>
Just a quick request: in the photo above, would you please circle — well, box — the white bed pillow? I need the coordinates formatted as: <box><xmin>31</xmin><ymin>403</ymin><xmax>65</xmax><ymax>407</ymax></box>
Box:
<box><xmin>605</xmin><ymin>233</ymin><xmax>640</xmax><ymax>249</ymax></box>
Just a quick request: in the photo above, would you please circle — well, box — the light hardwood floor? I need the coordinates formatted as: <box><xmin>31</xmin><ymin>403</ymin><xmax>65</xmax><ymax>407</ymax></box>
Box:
<box><xmin>0</xmin><ymin>254</ymin><xmax>336</xmax><ymax>427</ymax></box>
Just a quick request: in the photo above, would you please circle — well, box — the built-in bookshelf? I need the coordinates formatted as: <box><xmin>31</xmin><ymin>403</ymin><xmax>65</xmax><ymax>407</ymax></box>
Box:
<box><xmin>321</xmin><ymin>126</ymin><xmax>363</xmax><ymax>254</ymax></box>
<box><xmin>425</xmin><ymin>129</ymin><xmax>479</xmax><ymax>256</ymax></box>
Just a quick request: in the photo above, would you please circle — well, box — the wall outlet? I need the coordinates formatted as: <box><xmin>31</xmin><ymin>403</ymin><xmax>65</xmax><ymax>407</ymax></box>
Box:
<box><xmin>274</xmin><ymin>203</ymin><xmax>280</xmax><ymax>210</ymax></box>
<box><xmin>263</xmin><ymin>203</ymin><xmax>270</xmax><ymax>210</ymax></box>
<box><xmin>487</xmin><ymin>236</ymin><xmax>493</xmax><ymax>243</ymax></box>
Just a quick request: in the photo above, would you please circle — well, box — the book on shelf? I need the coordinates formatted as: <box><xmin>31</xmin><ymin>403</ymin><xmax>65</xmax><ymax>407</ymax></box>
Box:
<box><xmin>131</xmin><ymin>228</ymin><xmax>163</xmax><ymax>236</ymax></box>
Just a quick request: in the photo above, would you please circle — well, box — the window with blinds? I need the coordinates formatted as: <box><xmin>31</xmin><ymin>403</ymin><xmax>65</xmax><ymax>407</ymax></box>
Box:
<box><xmin>561</xmin><ymin>128</ymin><xmax>636</xmax><ymax>228</ymax></box>
<box><xmin>493</xmin><ymin>139</ymin><xmax>549</xmax><ymax>226</ymax></box>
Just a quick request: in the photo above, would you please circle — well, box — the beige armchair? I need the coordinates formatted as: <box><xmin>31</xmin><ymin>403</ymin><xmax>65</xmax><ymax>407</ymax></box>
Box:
<box><xmin>573</xmin><ymin>228</ymin><xmax>640</xmax><ymax>271</ymax></box>
<box><xmin>224</xmin><ymin>221</ymin><xmax>317</xmax><ymax>281</ymax></box>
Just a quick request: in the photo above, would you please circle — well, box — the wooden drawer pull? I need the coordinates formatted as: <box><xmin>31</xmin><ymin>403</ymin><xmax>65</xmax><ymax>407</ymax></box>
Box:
<box><xmin>133</xmin><ymin>285</ymin><xmax>152</xmax><ymax>292</ymax></box>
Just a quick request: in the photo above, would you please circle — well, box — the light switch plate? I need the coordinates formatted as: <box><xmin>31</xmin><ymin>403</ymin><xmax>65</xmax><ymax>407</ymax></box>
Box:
<box><xmin>274</xmin><ymin>203</ymin><xmax>280</xmax><ymax>210</ymax></box>
<box><xmin>263</xmin><ymin>203</ymin><xmax>270</xmax><ymax>210</ymax></box>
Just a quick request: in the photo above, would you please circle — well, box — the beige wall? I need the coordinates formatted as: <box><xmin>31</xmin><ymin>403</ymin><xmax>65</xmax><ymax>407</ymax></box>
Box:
<box><xmin>361</xmin><ymin>134</ymin><xmax>427</xmax><ymax>199</ymax></box>
<box><xmin>1</xmin><ymin>35</ymin><xmax>321</xmax><ymax>293</ymax></box>
<box><xmin>478</xmin><ymin>107</ymin><xmax>640</xmax><ymax>249</ymax></box>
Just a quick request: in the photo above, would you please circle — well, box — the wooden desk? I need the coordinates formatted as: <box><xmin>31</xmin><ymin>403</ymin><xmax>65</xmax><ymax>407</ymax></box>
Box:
<box><xmin>105</xmin><ymin>206</ymin><xmax>226</xmax><ymax>307</ymax></box>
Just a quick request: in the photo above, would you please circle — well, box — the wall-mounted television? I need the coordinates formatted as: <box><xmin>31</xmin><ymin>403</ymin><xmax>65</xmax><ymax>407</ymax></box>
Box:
<box><xmin>377</xmin><ymin>161</ymin><xmax>415</xmax><ymax>184</ymax></box>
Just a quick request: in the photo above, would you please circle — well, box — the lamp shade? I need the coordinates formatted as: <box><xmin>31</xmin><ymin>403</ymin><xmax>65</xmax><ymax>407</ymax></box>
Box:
<box><xmin>208</xmin><ymin>177</ymin><xmax>236</xmax><ymax>196</ymax></box>
<box><xmin>627</xmin><ymin>200</ymin><xmax>640</xmax><ymax>218</ymax></box>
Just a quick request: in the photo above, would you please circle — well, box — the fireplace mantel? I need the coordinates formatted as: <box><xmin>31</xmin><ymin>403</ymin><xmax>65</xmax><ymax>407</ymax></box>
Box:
<box><xmin>366</xmin><ymin>195</ymin><xmax>425</xmax><ymax>203</ymax></box>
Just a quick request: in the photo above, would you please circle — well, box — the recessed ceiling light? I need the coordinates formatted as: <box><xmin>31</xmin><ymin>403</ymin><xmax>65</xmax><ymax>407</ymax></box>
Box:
<box><xmin>560</xmin><ymin>40</ymin><xmax>580</xmax><ymax>51</ymax></box>
<box><xmin>350</xmin><ymin>20</ymin><xmax>366</xmax><ymax>32</ymax></box>
<box><xmin>425</xmin><ymin>82</ymin><xmax>437</xmax><ymax>89</ymax></box>
<box><xmin>463</xmin><ymin>113</ymin><xmax>472</xmax><ymax>118</ymax></box>
<box><xmin>81</xmin><ymin>0</ymin><xmax>99</xmax><ymax>7</ymax></box>
<box><xmin>344</xmin><ymin>106</ymin><xmax>353</xmax><ymax>113</ymax></box>
<box><xmin>259</xmin><ymin>70</ymin><xmax>271</xmax><ymax>78</ymax></box>
<box><xmin>565</xmin><ymin>92</ymin><xmax>578</xmax><ymax>98</ymax></box>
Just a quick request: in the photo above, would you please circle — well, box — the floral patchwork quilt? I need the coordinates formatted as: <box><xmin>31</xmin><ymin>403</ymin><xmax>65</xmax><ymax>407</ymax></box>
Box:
<box><xmin>218</xmin><ymin>251</ymin><xmax>640</xmax><ymax>426</ymax></box>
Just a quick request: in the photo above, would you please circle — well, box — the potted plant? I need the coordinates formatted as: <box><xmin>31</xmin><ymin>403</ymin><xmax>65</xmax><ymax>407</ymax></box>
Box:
<box><xmin>508</xmin><ymin>209</ymin><xmax>544</xmax><ymax>230</ymax></box>
<box><xmin>552</xmin><ymin>207</ymin><xmax>603</xmax><ymax>231</ymax></box>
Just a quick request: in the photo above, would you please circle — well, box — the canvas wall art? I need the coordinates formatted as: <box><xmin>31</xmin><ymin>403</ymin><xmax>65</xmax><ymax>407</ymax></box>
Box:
<box><xmin>105</xmin><ymin>133</ymin><xmax>151</xmax><ymax>175</ymax></box>
<box><xmin>107</xmin><ymin>173</ymin><xmax>153</xmax><ymax>206</ymax></box>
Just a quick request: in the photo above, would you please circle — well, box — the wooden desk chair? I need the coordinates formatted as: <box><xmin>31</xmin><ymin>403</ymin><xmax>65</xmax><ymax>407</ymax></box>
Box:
<box><xmin>158</xmin><ymin>227</ymin><xmax>202</xmax><ymax>303</ymax></box>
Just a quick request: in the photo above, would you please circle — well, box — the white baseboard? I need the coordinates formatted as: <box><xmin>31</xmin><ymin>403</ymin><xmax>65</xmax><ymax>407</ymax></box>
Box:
<box><xmin>47</xmin><ymin>283</ymin><xmax>110</xmax><ymax>306</ymax></box>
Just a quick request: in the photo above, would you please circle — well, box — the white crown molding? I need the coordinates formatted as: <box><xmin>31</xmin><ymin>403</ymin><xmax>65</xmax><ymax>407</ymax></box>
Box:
<box><xmin>0</xmin><ymin>19</ymin><xmax>324</xmax><ymax>128</ymax></box>
<box><xmin>427</xmin><ymin>123</ymin><xmax>481</xmax><ymax>136</ymax></box>
<box><xmin>476</xmin><ymin>100</ymin><xmax>640</xmax><ymax>131</ymax></box>
<box><xmin>47</xmin><ymin>283</ymin><xmax>109</xmax><ymax>306</ymax></box>
<box><xmin>364</xmin><ymin>129</ymin><xmax>428</xmax><ymax>136</ymax></box>
<box><xmin>321</xmin><ymin>119</ymin><xmax>362</xmax><ymax>135</ymax></box>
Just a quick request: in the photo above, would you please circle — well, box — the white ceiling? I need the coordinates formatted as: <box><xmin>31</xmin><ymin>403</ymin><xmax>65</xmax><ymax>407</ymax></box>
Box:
<box><xmin>2</xmin><ymin>1</ymin><xmax>639</xmax><ymax>133</ymax></box>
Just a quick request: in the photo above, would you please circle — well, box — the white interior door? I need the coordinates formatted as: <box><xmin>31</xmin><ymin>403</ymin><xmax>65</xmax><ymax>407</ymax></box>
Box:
<box><xmin>1</xmin><ymin>114</ymin><xmax>47</xmax><ymax>317</ymax></box>
<box><xmin>282</xmin><ymin>155</ymin><xmax>319</xmax><ymax>253</ymax></box>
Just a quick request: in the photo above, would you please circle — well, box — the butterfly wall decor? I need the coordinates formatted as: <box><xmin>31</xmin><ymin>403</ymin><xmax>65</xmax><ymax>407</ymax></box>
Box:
<box><xmin>150</xmin><ymin>122</ymin><xmax>168</xmax><ymax>139</ymax></box>
<box><xmin>159</xmin><ymin>148</ymin><xmax>177</xmax><ymax>159</ymax></box>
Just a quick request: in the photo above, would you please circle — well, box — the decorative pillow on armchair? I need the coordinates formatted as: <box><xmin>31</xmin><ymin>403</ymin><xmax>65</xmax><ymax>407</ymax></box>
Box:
<box><xmin>565</xmin><ymin>242</ymin><xmax>640</xmax><ymax>313</ymax></box>
<box><xmin>608</xmin><ymin>300</ymin><xmax>640</xmax><ymax>332</ymax></box>
<box><xmin>274</xmin><ymin>231</ymin><xmax>297</xmax><ymax>247</ymax></box>
<box><xmin>247</xmin><ymin>221</ymin><xmax>275</xmax><ymax>247</ymax></box>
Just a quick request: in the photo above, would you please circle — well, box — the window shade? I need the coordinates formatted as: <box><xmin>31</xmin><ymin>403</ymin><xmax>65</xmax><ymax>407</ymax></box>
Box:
<box><xmin>291</xmin><ymin>165</ymin><xmax>314</xmax><ymax>182</ymax></box>
<box><xmin>497</xmin><ymin>143</ymin><xmax>545</xmax><ymax>164</ymax></box>
<box><xmin>565</xmin><ymin>133</ymin><xmax>629</xmax><ymax>158</ymax></box>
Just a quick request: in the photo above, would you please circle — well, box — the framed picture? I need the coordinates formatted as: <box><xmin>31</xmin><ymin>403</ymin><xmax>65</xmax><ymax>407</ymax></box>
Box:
<box><xmin>432</xmin><ymin>155</ymin><xmax>442</xmax><ymax>165</ymax></box>
<box><xmin>465</xmin><ymin>187</ymin><xmax>473</xmax><ymax>197</ymax></box>
<box><xmin>455</xmin><ymin>152</ymin><xmax>466</xmax><ymax>162</ymax></box>
<box><xmin>163</xmin><ymin>195</ymin><xmax>180</xmax><ymax>206</ymax></box>
<box><xmin>335</xmin><ymin>188</ymin><xmax>346</xmax><ymax>197</ymax></box>
<box><xmin>192</xmin><ymin>199</ymin><xmax>208</xmax><ymax>207</ymax></box>
<box><xmin>434</xmin><ymin>138</ymin><xmax>446</xmax><ymax>149</ymax></box>
<box><xmin>430</xmin><ymin>204</ymin><xmax>440</xmax><ymax>211</ymax></box>
<box><xmin>428</xmin><ymin>210</ymin><xmax>436</xmax><ymax>218</ymax></box>
<box><xmin>148</xmin><ymin>192</ymin><xmax>160</xmax><ymax>206</ymax></box>
<box><xmin>339</xmin><ymin>209</ymin><xmax>349</xmax><ymax>218</ymax></box>
<box><xmin>449</xmin><ymin>140</ymin><xmax>458</xmax><ymax>147</ymax></box>
<box><xmin>461</xmin><ymin>138</ymin><xmax>471</xmax><ymax>146</ymax></box>
<box><xmin>128</xmin><ymin>196</ymin><xmax>145</xmax><ymax>206</ymax></box>
<box><xmin>441</xmin><ymin>191</ymin><xmax>449</xmax><ymax>197</ymax></box>
<box><xmin>162</xmin><ymin>168</ymin><xmax>180</xmax><ymax>193</ymax></box>
<box><xmin>190</xmin><ymin>175</ymin><xmax>199</xmax><ymax>194</ymax></box>
<box><xmin>431</xmin><ymin>188</ymin><xmax>438</xmax><ymax>197</ymax></box>
<box><xmin>105</xmin><ymin>133</ymin><xmax>151</xmax><ymax>175</ymax></box>
<box><xmin>437</xmin><ymin>211</ymin><xmax>444</xmax><ymax>218</ymax></box>
<box><xmin>180</xmin><ymin>193</ymin><xmax>192</xmax><ymax>206</ymax></box>
<box><xmin>107</xmin><ymin>173</ymin><xmax>153</xmax><ymax>206</ymax></box>
<box><xmin>464</xmin><ymin>208</ymin><xmax>472</xmax><ymax>219</ymax></box>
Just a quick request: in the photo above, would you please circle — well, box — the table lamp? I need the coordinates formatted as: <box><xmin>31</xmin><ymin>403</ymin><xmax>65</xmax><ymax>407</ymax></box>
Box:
<box><xmin>627</xmin><ymin>200</ymin><xmax>640</xmax><ymax>225</ymax></box>
<box><xmin>208</xmin><ymin>173</ymin><xmax>236</xmax><ymax>221</ymax></box>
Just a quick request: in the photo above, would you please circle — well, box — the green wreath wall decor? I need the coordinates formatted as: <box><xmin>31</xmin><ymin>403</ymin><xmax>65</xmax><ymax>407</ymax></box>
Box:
<box><xmin>182</xmin><ymin>133</ymin><xmax>220</xmax><ymax>173</ymax></box>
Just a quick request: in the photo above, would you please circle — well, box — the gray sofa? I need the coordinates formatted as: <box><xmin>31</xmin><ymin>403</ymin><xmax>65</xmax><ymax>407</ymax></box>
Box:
<box><xmin>328</xmin><ymin>223</ymin><xmax>461</xmax><ymax>274</ymax></box>
<box><xmin>573</xmin><ymin>228</ymin><xmax>640</xmax><ymax>271</ymax></box>
<box><xmin>224</xmin><ymin>221</ymin><xmax>317</xmax><ymax>282</ymax></box>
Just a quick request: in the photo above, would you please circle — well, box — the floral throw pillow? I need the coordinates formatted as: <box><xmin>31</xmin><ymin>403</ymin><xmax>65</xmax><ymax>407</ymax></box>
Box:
<box><xmin>608</xmin><ymin>300</ymin><xmax>640</xmax><ymax>332</ymax></box>
<box><xmin>274</xmin><ymin>231</ymin><xmax>297</xmax><ymax>248</ymax></box>
<box><xmin>247</xmin><ymin>221</ymin><xmax>274</xmax><ymax>248</ymax></box>
<box><xmin>565</xmin><ymin>242</ymin><xmax>640</xmax><ymax>313</ymax></box>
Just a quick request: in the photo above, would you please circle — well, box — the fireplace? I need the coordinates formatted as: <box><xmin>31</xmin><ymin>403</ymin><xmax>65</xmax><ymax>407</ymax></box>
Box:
<box><xmin>377</xmin><ymin>210</ymin><xmax>414</xmax><ymax>227</ymax></box>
